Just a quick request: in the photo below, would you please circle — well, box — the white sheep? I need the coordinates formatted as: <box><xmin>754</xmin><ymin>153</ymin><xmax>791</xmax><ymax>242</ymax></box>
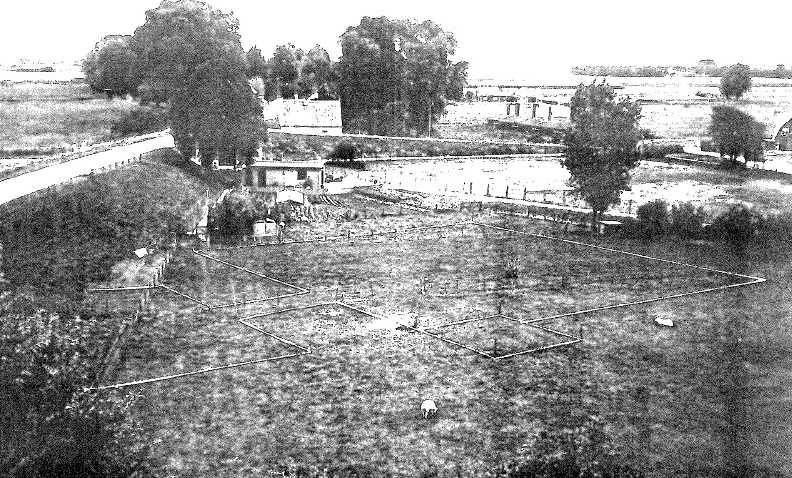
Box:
<box><xmin>421</xmin><ymin>399</ymin><xmax>437</xmax><ymax>419</ymax></box>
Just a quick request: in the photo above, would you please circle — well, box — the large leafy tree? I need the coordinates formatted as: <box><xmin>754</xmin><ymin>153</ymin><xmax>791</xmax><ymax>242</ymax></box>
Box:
<box><xmin>267</xmin><ymin>43</ymin><xmax>304</xmax><ymax>99</ymax></box>
<box><xmin>562</xmin><ymin>81</ymin><xmax>642</xmax><ymax>223</ymax></box>
<box><xmin>129</xmin><ymin>0</ymin><xmax>263</xmax><ymax>167</ymax></box>
<box><xmin>299</xmin><ymin>45</ymin><xmax>338</xmax><ymax>99</ymax></box>
<box><xmin>709</xmin><ymin>105</ymin><xmax>765</xmax><ymax>166</ymax></box>
<box><xmin>338</xmin><ymin>16</ymin><xmax>467</xmax><ymax>136</ymax></box>
<box><xmin>720</xmin><ymin>63</ymin><xmax>752</xmax><ymax>100</ymax></box>
<box><xmin>82</xmin><ymin>35</ymin><xmax>139</xmax><ymax>97</ymax></box>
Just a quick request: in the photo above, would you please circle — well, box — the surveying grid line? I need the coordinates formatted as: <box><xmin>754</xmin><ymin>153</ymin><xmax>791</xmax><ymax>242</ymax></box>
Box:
<box><xmin>89</xmin><ymin>350</ymin><xmax>309</xmax><ymax>390</ymax></box>
<box><xmin>403</xmin><ymin>325</ymin><xmax>496</xmax><ymax>359</ymax></box>
<box><xmin>88</xmin><ymin>285</ymin><xmax>160</xmax><ymax>292</ymax></box>
<box><xmin>192</xmin><ymin>249</ymin><xmax>308</xmax><ymax>292</ymax></box>
<box><xmin>494</xmin><ymin>338</ymin><xmax>583</xmax><ymax>360</ymax></box>
<box><xmin>210</xmin><ymin>290</ymin><xmax>311</xmax><ymax>310</ymax></box>
<box><xmin>429</xmin><ymin>313</ymin><xmax>501</xmax><ymax>329</ymax></box>
<box><xmin>475</xmin><ymin>222</ymin><xmax>767</xmax><ymax>282</ymax></box>
<box><xmin>499</xmin><ymin>314</ymin><xmax>580</xmax><ymax>340</ymax></box>
<box><xmin>523</xmin><ymin>277</ymin><xmax>765</xmax><ymax>325</ymax></box>
<box><xmin>245</xmin><ymin>301</ymin><xmax>338</xmax><ymax>320</ymax></box>
<box><xmin>158</xmin><ymin>284</ymin><xmax>211</xmax><ymax>309</ymax></box>
<box><xmin>334</xmin><ymin>300</ymin><xmax>390</xmax><ymax>321</ymax></box>
<box><xmin>238</xmin><ymin>319</ymin><xmax>311</xmax><ymax>353</ymax></box>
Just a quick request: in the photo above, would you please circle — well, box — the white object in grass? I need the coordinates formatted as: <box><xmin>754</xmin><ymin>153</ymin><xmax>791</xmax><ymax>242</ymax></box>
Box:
<box><xmin>421</xmin><ymin>399</ymin><xmax>437</xmax><ymax>419</ymax></box>
<box><xmin>654</xmin><ymin>317</ymin><xmax>674</xmax><ymax>327</ymax></box>
<box><xmin>133</xmin><ymin>247</ymin><xmax>148</xmax><ymax>259</ymax></box>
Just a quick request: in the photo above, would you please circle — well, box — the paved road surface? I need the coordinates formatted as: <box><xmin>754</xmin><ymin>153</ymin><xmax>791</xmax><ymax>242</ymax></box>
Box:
<box><xmin>0</xmin><ymin>134</ymin><xmax>174</xmax><ymax>206</ymax></box>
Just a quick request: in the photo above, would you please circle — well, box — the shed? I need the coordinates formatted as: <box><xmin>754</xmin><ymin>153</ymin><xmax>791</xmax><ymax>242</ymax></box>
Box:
<box><xmin>246</xmin><ymin>160</ymin><xmax>325</xmax><ymax>190</ymax></box>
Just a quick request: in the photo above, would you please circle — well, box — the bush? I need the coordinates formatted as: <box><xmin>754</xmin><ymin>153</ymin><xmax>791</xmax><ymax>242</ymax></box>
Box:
<box><xmin>636</xmin><ymin>199</ymin><xmax>669</xmax><ymax>236</ymax></box>
<box><xmin>670</xmin><ymin>202</ymin><xmax>705</xmax><ymax>239</ymax></box>
<box><xmin>211</xmin><ymin>189</ymin><xmax>257</xmax><ymax>237</ymax></box>
<box><xmin>329</xmin><ymin>140</ymin><xmax>357</xmax><ymax>160</ymax></box>
<box><xmin>700</xmin><ymin>138</ymin><xmax>718</xmax><ymax>153</ymax></box>
<box><xmin>0</xmin><ymin>308</ymin><xmax>151</xmax><ymax>477</ymax></box>
<box><xmin>712</xmin><ymin>203</ymin><xmax>763</xmax><ymax>245</ymax></box>
<box><xmin>638</xmin><ymin>142</ymin><xmax>685</xmax><ymax>159</ymax></box>
<box><xmin>110</xmin><ymin>106</ymin><xmax>168</xmax><ymax>137</ymax></box>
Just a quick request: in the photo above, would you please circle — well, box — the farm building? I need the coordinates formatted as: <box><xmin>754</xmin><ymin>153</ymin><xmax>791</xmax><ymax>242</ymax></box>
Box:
<box><xmin>775</xmin><ymin>118</ymin><xmax>792</xmax><ymax>150</ymax></box>
<box><xmin>245</xmin><ymin>159</ymin><xmax>325</xmax><ymax>190</ymax></box>
<box><xmin>262</xmin><ymin>97</ymin><xmax>342</xmax><ymax>135</ymax></box>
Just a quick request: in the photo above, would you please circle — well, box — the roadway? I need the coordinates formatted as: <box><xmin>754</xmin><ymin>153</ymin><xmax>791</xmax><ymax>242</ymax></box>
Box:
<box><xmin>0</xmin><ymin>133</ymin><xmax>174</xmax><ymax>206</ymax></box>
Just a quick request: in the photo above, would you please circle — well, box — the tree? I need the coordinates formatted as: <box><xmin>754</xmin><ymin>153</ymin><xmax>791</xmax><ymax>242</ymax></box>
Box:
<box><xmin>129</xmin><ymin>0</ymin><xmax>264</xmax><ymax>167</ymax></box>
<box><xmin>245</xmin><ymin>45</ymin><xmax>267</xmax><ymax>79</ymax></box>
<box><xmin>0</xmin><ymin>305</ymin><xmax>151</xmax><ymax>477</ymax></box>
<box><xmin>299</xmin><ymin>45</ymin><xmax>338</xmax><ymax>99</ymax></box>
<box><xmin>709</xmin><ymin>105</ymin><xmax>765</xmax><ymax>166</ymax></box>
<box><xmin>636</xmin><ymin>199</ymin><xmax>669</xmax><ymax>237</ymax></box>
<box><xmin>267</xmin><ymin>43</ymin><xmax>303</xmax><ymax>99</ymax></box>
<box><xmin>82</xmin><ymin>35</ymin><xmax>138</xmax><ymax>97</ymax></box>
<box><xmin>338</xmin><ymin>16</ymin><xmax>467</xmax><ymax>136</ymax></box>
<box><xmin>720</xmin><ymin>64</ymin><xmax>752</xmax><ymax>100</ymax></box>
<box><xmin>562</xmin><ymin>81</ymin><xmax>642</xmax><ymax>223</ymax></box>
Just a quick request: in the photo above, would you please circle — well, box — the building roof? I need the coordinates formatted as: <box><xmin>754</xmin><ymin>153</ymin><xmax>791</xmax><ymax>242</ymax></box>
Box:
<box><xmin>262</xmin><ymin>98</ymin><xmax>342</xmax><ymax>129</ymax></box>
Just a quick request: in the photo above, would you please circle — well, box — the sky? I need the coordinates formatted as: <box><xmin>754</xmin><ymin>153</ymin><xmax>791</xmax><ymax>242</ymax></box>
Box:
<box><xmin>2</xmin><ymin>0</ymin><xmax>788</xmax><ymax>80</ymax></box>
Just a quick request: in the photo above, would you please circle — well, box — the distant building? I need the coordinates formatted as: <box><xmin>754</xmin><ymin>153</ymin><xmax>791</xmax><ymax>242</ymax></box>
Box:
<box><xmin>262</xmin><ymin>97</ymin><xmax>342</xmax><ymax>135</ymax></box>
<box><xmin>775</xmin><ymin>119</ymin><xmax>792</xmax><ymax>150</ymax></box>
<box><xmin>506</xmin><ymin>98</ymin><xmax>570</xmax><ymax>123</ymax></box>
<box><xmin>245</xmin><ymin>158</ymin><xmax>325</xmax><ymax>190</ymax></box>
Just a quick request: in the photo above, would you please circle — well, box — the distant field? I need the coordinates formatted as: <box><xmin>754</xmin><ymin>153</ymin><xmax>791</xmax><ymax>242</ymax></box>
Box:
<box><xmin>0</xmin><ymin>81</ymin><xmax>135</xmax><ymax>156</ymax></box>
<box><xmin>99</xmin><ymin>210</ymin><xmax>761</xmax><ymax>477</ymax></box>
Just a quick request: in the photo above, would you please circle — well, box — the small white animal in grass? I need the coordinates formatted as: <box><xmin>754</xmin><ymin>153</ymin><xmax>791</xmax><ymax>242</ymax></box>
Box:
<box><xmin>421</xmin><ymin>399</ymin><xmax>437</xmax><ymax>419</ymax></box>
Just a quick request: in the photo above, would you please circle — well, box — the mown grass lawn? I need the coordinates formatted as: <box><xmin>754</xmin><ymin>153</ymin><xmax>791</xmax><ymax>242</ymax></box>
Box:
<box><xmin>106</xmin><ymin>212</ymin><xmax>772</xmax><ymax>477</ymax></box>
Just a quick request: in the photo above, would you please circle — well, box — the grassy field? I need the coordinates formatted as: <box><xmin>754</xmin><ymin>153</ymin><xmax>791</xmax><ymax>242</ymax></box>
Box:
<box><xmin>0</xmin><ymin>81</ymin><xmax>136</xmax><ymax>156</ymax></box>
<box><xmin>96</xmin><ymin>205</ymin><xmax>779</xmax><ymax>477</ymax></box>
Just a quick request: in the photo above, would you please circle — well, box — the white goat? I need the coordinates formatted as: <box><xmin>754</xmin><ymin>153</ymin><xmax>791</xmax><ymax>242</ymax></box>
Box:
<box><xmin>421</xmin><ymin>399</ymin><xmax>438</xmax><ymax>419</ymax></box>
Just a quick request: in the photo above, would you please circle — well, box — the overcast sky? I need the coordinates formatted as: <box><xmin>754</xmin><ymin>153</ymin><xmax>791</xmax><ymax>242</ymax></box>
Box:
<box><xmin>2</xmin><ymin>0</ymin><xmax>787</xmax><ymax>79</ymax></box>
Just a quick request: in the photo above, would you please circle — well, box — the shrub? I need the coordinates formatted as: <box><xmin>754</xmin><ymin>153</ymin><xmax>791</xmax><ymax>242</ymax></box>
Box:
<box><xmin>700</xmin><ymin>138</ymin><xmax>718</xmax><ymax>153</ymax></box>
<box><xmin>712</xmin><ymin>203</ymin><xmax>763</xmax><ymax>245</ymax></box>
<box><xmin>212</xmin><ymin>189</ymin><xmax>257</xmax><ymax>237</ymax></box>
<box><xmin>619</xmin><ymin>216</ymin><xmax>642</xmax><ymax>238</ymax></box>
<box><xmin>636</xmin><ymin>199</ymin><xmax>669</xmax><ymax>236</ymax></box>
<box><xmin>329</xmin><ymin>140</ymin><xmax>357</xmax><ymax>160</ymax></box>
<box><xmin>0</xmin><ymin>308</ymin><xmax>151</xmax><ymax>477</ymax></box>
<box><xmin>110</xmin><ymin>106</ymin><xmax>168</xmax><ymax>137</ymax></box>
<box><xmin>670</xmin><ymin>202</ymin><xmax>705</xmax><ymax>239</ymax></box>
<box><xmin>639</xmin><ymin>142</ymin><xmax>685</xmax><ymax>159</ymax></box>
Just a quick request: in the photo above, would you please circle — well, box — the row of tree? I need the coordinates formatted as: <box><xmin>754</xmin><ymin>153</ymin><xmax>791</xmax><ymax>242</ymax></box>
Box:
<box><xmin>83</xmin><ymin>4</ymin><xmax>469</xmax><ymax>154</ymax></box>
<box><xmin>563</xmin><ymin>81</ymin><xmax>767</xmax><ymax>225</ymax></box>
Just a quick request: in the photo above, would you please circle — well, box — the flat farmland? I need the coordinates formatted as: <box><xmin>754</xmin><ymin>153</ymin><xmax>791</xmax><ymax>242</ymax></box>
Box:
<box><xmin>108</xmin><ymin>214</ymin><xmax>771</xmax><ymax>476</ymax></box>
<box><xmin>0</xmin><ymin>82</ymin><xmax>135</xmax><ymax>157</ymax></box>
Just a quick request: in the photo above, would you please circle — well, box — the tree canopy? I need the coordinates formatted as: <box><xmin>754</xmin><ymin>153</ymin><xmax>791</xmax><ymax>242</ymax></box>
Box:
<box><xmin>720</xmin><ymin>63</ymin><xmax>752</xmax><ymax>100</ymax></box>
<box><xmin>709</xmin><ymin>105</ymin><xmax>765</xmax><ymax>165</ymax></box>
<box><xmin>338</xmin><ymin>16</ymin><xmax>467</xmax><ymax>136</ymax></box>
<box><xmin>82</xmin><ymin>35</ymin><xmax>139</xmax><ymax>97</ymax></box>
<box><xmin>562</xmin><ymin>81</ymin><xmax>642</xmax><ymax>222</ymax></box>
<box><xmin>128</xmin><ymin>0</ymin><xmax>263</xmax><ymax>167</ymax></box>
